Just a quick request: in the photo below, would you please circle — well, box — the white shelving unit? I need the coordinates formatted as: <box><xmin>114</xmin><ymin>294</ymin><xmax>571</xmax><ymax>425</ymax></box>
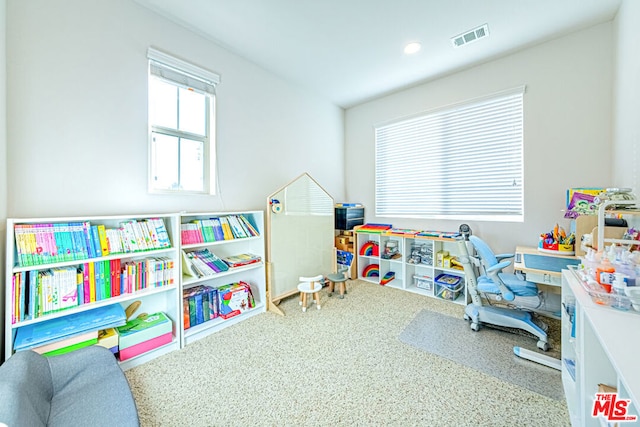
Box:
<box><xmin>179</xmin><ymin>211</ymin><xmax>266</xmax><ymax>346</ymax></box>
<box><xmin>356</xmin><ymin>230</ymin><xmax>468</xmax><ymax>305</ymax></box>
<box><xmin>596</xmin><ymin>199</ymin><xmax>639</xmax><ymax>251</ymax></box>
<box><xmin>5</xmin><ymin>213</ymin><xmax>181</xmax><ymax>370</ymax></box>
<box><xmin>561</xmin><ymin>268</ymin><xmax>639</xmax><ymax>426</ymax></box>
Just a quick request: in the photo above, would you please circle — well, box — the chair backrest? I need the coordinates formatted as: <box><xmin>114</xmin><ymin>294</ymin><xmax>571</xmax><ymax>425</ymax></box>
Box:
<box><xmin>469</xmin><ymin>235</ymin><xmax>498</xmax><ymax>270</ymax></box>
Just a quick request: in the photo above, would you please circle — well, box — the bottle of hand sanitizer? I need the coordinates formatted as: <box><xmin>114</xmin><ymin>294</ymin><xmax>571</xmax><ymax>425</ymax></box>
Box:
<box><xmin>612</xmin><ymin>273</ymin><xmax>631</xmax><ymax>311</ymax></box>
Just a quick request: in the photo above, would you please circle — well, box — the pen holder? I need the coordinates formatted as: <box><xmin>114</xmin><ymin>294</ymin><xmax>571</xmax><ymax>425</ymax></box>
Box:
<box><xmin>558</xmin><ymin>244</ymin><xmax>574</xmax><ymax>253</ymax></box>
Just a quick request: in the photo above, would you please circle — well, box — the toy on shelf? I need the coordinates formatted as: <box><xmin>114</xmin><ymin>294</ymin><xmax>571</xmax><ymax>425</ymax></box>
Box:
<box><xmin>539</xmin><ymin>224</ymin><xmax>575</xmax><ymax>254</ymax></box>
<box><xmin>360</xmin><ymin>241</ymin><xmax>380</xmax><ymax>257</ymax></box>
<box><xmin>380</xmin><ymin>271</ymin><xmax>395</xmax><ymax>285</ymax></box>
<box><xmin>381</xmin><ymin>240</ymin><xmax>401</xmax><ymax>260</ymax></box>
<box><xmin>362</xmin><ymin>264</ymin><xmax>379</xmax><ymax>277</ymax></box>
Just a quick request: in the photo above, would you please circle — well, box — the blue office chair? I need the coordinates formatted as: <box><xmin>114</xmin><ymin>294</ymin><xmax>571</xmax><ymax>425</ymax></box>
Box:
<box><xmin>456</xmin><ymin>236</ymin><xmax>550</xmax><ymax>351</ymax></box>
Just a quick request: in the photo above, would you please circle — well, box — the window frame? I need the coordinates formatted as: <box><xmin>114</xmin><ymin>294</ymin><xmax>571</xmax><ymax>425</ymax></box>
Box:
<box><xmin>147</xmin><ymin>47</ymin><xmax>219</xmax><ymax>195</ymax></box>
<box><xmin>374</xmin><ymin>86</ymin><xmax>525</xmax><ymax>222</ymax></box>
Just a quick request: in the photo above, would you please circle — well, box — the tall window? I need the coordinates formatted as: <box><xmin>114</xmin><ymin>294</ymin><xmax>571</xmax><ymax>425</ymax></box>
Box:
<box><xmin>148</xmin><ymin>48</ymin><xmax>220</xmax><ymax>194</ymax></box>
<box><xmin>375</xmin><ymin>86</ymin><xmax>525</xmax><ymax>222</ymax></box>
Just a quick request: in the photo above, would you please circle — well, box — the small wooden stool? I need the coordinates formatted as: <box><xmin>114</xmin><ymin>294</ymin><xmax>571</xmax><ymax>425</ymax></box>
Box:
<box><xmin>298</xmin><ymin>275</ymin><xmax>323</xmax><ymax>312</ymax></box>
<box><xmin>327</xmin><ymin>266</ymin><xmax>349</xmax><ymax>299</ymax></box>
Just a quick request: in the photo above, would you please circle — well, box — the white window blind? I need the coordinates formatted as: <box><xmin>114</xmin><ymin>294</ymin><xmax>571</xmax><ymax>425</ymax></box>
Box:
<box><xmin>148</xmin><ymin>47</ymin><xmax>220</xmax><ymax>95</ymax></box>
<box><xmin>375</xmin><ymin>86</ymin><xmax>525</xmax><ymax>222</ymax></box>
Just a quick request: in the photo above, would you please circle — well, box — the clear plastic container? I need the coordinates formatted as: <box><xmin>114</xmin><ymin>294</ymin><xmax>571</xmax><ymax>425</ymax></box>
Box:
<box><xmin>612</xmin><ymin>273</ymin><xmax>631</xmax><ymax>311</ymax></box>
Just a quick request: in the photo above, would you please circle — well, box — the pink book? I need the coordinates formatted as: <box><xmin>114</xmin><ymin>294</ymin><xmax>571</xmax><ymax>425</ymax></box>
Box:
<box><xmin>118</xmin><ymin>332</ymin><xmax>172</xmax><ymax>361</ymax></box>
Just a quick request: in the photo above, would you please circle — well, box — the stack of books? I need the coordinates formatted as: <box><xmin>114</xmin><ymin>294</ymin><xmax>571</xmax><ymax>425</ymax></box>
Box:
<box><xmin>116</xmin><ymin>311</ymin><xmax>173</xmax><ymax>361</ymax></box>
<box><xmin>182</xmin><ymin>249</ymin><xmax>229</xmax><ymax>278</ymax></box>
<box><xmin>221</xmin><ymin>253</ymin><xmax>261</xmax><ymax>268</ymax></box>
<box><xmin>13</xmin><ymin>304</ymin><xmax>126</xmax><ymax>356</ymax></box>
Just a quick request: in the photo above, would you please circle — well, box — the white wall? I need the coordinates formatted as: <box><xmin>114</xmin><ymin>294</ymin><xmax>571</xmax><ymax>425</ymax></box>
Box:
<box><xmin>612</xmin><ymin>0</ymin><xmax>640</xmax><ymax>191</ymax></box>
<box><xmin>0</xmin><ymin>0</ymin><xmax>7</xmax><ymax>359</ymax></box>
<box><xmin>5</xmin><ymin>0</ymin><xmax>344</xmax><ymax>218</ymax></box>
<box><xmin>345</xmin><ymin>23</ymin><xmax>614</xmax><ymax>254</ymax></box>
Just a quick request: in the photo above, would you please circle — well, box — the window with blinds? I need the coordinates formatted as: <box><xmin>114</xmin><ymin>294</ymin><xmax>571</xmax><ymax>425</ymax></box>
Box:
<box><xmin>375</xmin><ymin>87</ymin><xmax>525</xmax><ymax>222</ymax></box>
<box><xmin>147</xmin><ymin>47</ymin><xmax>220</xmax><ymax>194</ymax></box>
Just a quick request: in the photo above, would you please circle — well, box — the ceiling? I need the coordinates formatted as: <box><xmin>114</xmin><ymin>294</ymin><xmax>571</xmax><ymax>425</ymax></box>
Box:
<box><xmin>134</xmin><ymin>0</ymin><xmax>622</xmax><ymax>108</ymax></box>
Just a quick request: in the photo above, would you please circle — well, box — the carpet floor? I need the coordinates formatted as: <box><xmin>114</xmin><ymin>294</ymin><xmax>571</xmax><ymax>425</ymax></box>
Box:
<box><xmin>125</xmin><ymin>280</ymin><xmax>570</xmax><ymax>427</ymax></box>
<box><xmin>399</xmin><ymin>308</ymin><xmax>563</xmax><ymax>401</ymax></box>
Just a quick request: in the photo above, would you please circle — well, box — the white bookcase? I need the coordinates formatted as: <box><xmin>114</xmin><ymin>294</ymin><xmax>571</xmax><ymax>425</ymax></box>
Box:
<box><xmin>561</xmin><ymin>268</ymin><xmax>639</xmax><ymax>426</ymax></box>
<box><xmin>356</xmin><ymin>230</ymin><xmax>468</xmax><ymax>305</ymax></box>
<box><xmin>179</xmin><ymin>211</ymin><xmax>266</xmax><ymax>346</ymax></box>
<box><xmin>4</xmin><ymin>213</ymin><xmax>181</xmax><ymax>370</ymax></box>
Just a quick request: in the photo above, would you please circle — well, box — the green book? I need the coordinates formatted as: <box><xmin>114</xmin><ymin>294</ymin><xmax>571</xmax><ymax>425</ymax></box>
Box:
<box><xmin>43</xmin><ymin>338</ymin><xmax>98</xmax><ymax>357</ymax></box>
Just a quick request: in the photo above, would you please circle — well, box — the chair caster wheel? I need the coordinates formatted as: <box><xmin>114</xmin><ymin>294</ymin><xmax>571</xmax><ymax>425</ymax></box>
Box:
<box><xmin>464</xmin><ymin>314</ymin><xmax>470</xmax><ymax>321</ymax></box>
<box><xmin>470</xmin><ymin>323</ymin><xmax>480</xmax><ymax>332</ymax></box>
<box><xmin>537</xmin><ymin>341</ymin><xmax>549</xmax><ymax>351</ymax></box>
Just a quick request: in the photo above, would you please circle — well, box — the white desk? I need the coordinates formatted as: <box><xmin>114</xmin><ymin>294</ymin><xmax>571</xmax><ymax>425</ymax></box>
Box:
<box><xmin>514</xmin><ymin>246</ymin><xmax>580</xmax><ymax>288</ymax></box>
<box><xmin>562</xmin><ymin>269</ymin><xmax>640</xmax><ymax>426</ymax></box>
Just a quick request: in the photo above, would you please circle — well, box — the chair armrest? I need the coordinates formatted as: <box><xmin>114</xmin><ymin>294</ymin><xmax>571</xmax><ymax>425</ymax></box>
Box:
<box><xmin>485</xmin><ymin>261</ymin><xmax>515</xmax><ymax>301</ymax></box>
<box><xmin>485</xmin><ymin>260</ymin><xmax>512</xmax><ymax>274</ymax></box>
<box><xmin>495</xmin><ymin>253</ymin><xmax>515</xmax><ymax>262</ymax></box>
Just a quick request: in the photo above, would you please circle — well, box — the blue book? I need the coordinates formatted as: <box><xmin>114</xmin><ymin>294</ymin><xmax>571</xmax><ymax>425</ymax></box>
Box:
<box><xmin>90</xmin><ymin>225</ymin><xmax>102</xmax><ymax>258</ymax></box>
<box><xmin>13</xmin><ymin>304</ymin><xmax>126</xmax><ymax>351</ymax></box>
<box><xmin>210</xmin><ymin>218</ymin><xmax>225</xmax><ymax>241</ymax></box>
<box><xmin>94</xmin><ymin>261</ymin><xmax>102</xmax><ymax>301</ymax></box>
<box><xmin>82</xmin><ymin>221</ymin><xmax>95</xmax><ymax>259</ymax></box>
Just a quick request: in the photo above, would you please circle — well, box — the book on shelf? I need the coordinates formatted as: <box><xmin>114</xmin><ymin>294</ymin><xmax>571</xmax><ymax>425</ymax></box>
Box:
<box><xmin>226</xmin><ymin>215</ymin><xmax>248</xmax><ymax>238</ymax></box>
<box><xmin>182</xmin><ymin>249</ymin><xmax>229</xmax><ymax>277</ymax></box>
<box><xmin>30</xmin><ymin>330</ymin><xmax>99</xmax><ymax>355</ymax></box>
<box><xmin>183</xmin><ymin>285</ymin><xmax>218</xmax><ymax>329</ymax></box>
<box><xmin>238</xmin><ymin>215</ymin><xmax>259</xmax><ymax>237</ymax></box>
<box><xmin>12</xmin><ymin>257</ymin><xmax>175</xmax><ymax>322</ymax></box>
<box><xmin>118</xmin><ymin>332</ymin><xmax>172</xmax><ymax>361</ymax></box>
<box><xmin>210</xmin><ymin>217</ymin><xmax>225</xmax><ymax>241</ymax></box>
<box><xmin>181</xmin><ymin>222</ymin><xmax>203</xmax><ymax>245</ymax></box>
<box><xmin>13</xmin><ymin>303</ymin><xmax>126</xmax><ymax>351</ymax></box>
<box><xmin>116</xmin><ymin>311</ymin><xmax>172</xmax><ymax>348</ymax></box>
<box><xmin>221</xmin><ymin>253</ymin><xmax>262</xmax><ymax>268</ymax></box>
<box><xmin>217</xmin><ymin>282</ymin><xmax>255</xmax><ymax>319</ymax></box>
<box><xmin>200</xmin><ymin>219</ymin><xmax>216</xmax><ymax>242</ymax></box>
<box><xmin>13</xmin><ymin>217</ymin><xmax>173</xmax><ymax>267</ymax></box>
<box><xmin>218</xmin><ymin>217</ymin><xmax>234</xmax><ymax>240</ymax></box>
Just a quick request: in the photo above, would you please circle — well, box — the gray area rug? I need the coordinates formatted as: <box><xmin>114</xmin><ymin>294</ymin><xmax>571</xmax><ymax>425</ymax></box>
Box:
<box><xmin>399</xmin><ymin>309</ymin><xmax>564</xmax><ymax>401</ymax></box>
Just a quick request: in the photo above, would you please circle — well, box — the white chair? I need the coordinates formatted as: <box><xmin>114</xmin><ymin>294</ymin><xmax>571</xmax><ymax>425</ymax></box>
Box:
<box><xmin>298</xmin><ymin>274</ymin><xmax>324</xmax><ymax>312</ymax></box>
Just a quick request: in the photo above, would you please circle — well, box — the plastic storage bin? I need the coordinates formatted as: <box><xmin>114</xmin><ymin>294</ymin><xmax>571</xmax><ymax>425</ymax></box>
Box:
<box><xmin>413</xmin><ymin>275</ymin><xmax>433</xmax><ymax>291</ymax></box>
<box><xmin>435</xmin><ymin>274</ymin><xmax>463</xmax><ymax>301</ymax></box>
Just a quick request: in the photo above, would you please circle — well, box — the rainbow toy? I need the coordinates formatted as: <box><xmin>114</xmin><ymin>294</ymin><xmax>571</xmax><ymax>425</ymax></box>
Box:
<box><xmin>362</xmin><ymin>264</ymin><xmax>379</xmax><ymax>277</ymax></box>
<box><xmin>380</xmin><ymin>271</ymin><xmax>395</xmax><ymax>285</ymax></box>
<box><xmin>359</xmin><ymin>241</ymin><xmax>380</xmax><ymax>257</ymax></box>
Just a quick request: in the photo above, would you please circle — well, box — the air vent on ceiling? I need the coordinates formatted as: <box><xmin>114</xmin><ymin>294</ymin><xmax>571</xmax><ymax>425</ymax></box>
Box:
<box><xmin>452</xmin><ymin>24</ymin><xmax>489</xmax><ymax>48</ymax></box>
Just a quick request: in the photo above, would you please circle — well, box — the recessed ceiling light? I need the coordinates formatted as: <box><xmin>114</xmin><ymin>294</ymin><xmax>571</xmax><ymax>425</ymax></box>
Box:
<box><xmin>404</xmin><ymin>42</ymin><xmax>422</xmax><ymax>55</ymax></box>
